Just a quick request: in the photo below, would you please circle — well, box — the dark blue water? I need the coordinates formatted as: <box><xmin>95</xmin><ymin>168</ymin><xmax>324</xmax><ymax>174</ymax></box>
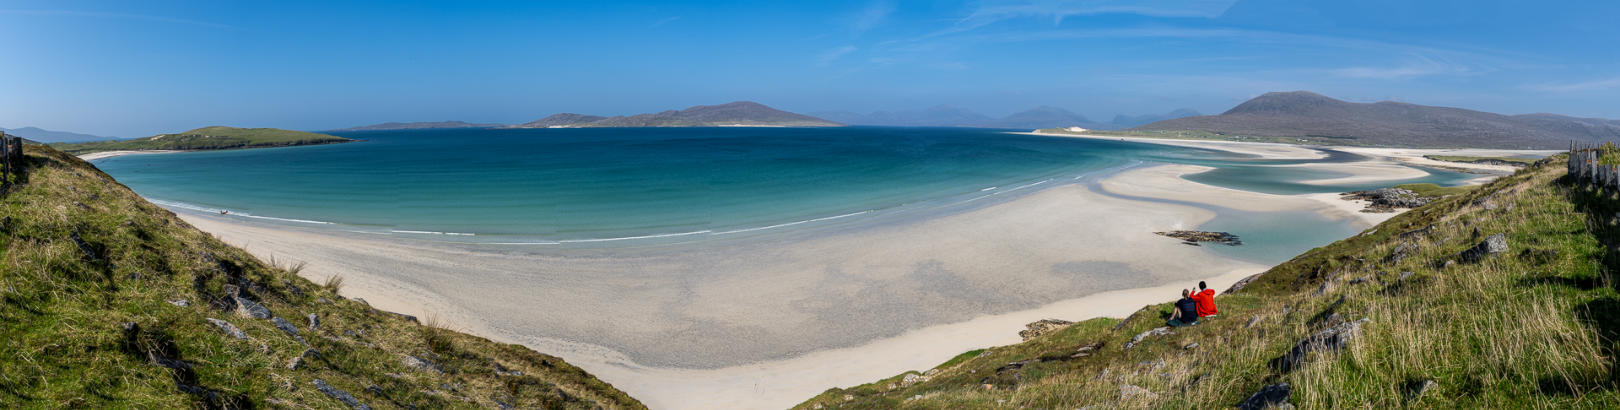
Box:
<box><xmin>92</xmin><ymin>127</ymin><xmax>1474</xmax><ymax>245</ymax></box>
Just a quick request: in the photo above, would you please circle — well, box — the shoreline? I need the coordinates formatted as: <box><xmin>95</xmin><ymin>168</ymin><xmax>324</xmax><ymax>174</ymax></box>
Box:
<box><xmin>77</xmin><ymin>149</ymin><xmax>183</xmax><ymax>161</ymax></box>
<box><xmin>139</xmin><ymin>134</ymin><xmax>1537</xmax><ymax>408</ymax></box>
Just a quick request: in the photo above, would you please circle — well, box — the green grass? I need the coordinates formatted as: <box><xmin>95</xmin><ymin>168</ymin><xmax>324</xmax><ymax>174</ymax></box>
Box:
<box><xmin>0</xmin><ymin>145</ymin><xmax>642</xmax><ymax>408</ymax></box>
<box><xmin>796</xmin><ymin>154</ymin><xmax>1620</xmax><ymax>409</ymax></box>
<box><xmin>1392</xmin><ymin>182</ymin><xmax>1474</xmax><ymax>198</ymax></box>
<box><xmin>1424</xmin><ymin>155</ymin><xmax>1540</xmax><ymax>167</ymax></box>
<box><xmin>51</xmin><ymin>126</ymin><xmax>352</xmax><ymax>154</ymax></box>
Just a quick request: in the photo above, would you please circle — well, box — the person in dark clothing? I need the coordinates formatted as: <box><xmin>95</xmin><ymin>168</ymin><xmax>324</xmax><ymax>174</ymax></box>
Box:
<box><xmin>1166</xmin><ymin>289</ymin><xmax>1200</xmax><ymax>327</ymax></box>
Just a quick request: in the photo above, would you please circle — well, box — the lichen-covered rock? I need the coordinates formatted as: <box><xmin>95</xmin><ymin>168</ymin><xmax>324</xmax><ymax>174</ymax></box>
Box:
<box><xmin>1384</xmin><ymin>241</ymin><xmax>1418</xmax><ymax>264</ymax></box>
<box><xmin>313</xmin><ymin>379</ymin><xmax>369</xmax><ymax>409</ymax></box>
<box><xmin>1459</xmin><ymin>233</ymin><xmax>1508</xmax><ymax>263</ymax></box>
<box><xmin>1271</xmin><ymin>318</ymin><xmax>1370</xmax><ymax>373</ymax></box>
<box><xmin>403</xmin><ymin>355</ymin><xmax>443</xmax><ymax>374</ymax></box>
<box><xmin>1019</xmin><ymin>319</ymin><xmax>1074</xmax><ymax>341</ymax></box>
<box><xmin>206</xmin><ymin>318</ymin><xmax>246</xmax><ymax>339</ymax></box>
<box><xmin>234</xmin><ymin>296</ymin><xmax>271</xmax><ymax>319</ymax></box>
<box><xmin>1120</xmin><ymin>384</ymin><xmax>1158</xmax><ymax>401</ymax></box>
<box><xmin>1124</xmin><ymin>327</ymin><xmax>1172</xmax><ymax>350</ymax></box>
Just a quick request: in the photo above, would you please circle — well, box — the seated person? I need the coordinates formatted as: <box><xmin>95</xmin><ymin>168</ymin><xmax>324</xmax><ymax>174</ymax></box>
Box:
<box><xmin>1193</xmin><ymin>281</ymin><xmax>1218</xmax><ymax>318</ymax></box>
<box><xmin>1166</xmin><ymin>289</ymin><xmax>1200</xmax><ymax>327</ymax></box>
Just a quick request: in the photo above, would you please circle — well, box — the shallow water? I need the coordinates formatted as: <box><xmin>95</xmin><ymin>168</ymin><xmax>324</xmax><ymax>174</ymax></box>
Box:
<box><xmin>94</xmin><ymin>127</ymin><xmax>1471</xmax><ymax>250</ymax></box>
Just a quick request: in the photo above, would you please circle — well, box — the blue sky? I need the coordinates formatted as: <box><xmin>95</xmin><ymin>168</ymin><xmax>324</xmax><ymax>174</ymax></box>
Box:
<box><xmin>3</xmin><ymin>0</ymin><xmax>1618</xmax><ymax>137</ymax></box>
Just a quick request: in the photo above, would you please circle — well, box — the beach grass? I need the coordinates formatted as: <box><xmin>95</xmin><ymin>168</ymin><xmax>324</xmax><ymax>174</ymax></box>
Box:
<box><xmin>0</xmin><ymin>144</ymin><xmax>642</xmax><ymax>408</ymax></box>
<box><xmin>51</xmin><ymin>126</ymin><xmax>352</xmax><ymax>155</ymax></box>
<box><xmin>795</xmin><ymin>152</ymin><xmax>1620</xmax><ymax>408</ymax></box>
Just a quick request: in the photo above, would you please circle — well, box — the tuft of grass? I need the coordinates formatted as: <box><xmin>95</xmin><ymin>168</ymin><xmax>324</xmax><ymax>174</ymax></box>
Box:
<box><xmin>322</xmin><ymin>273</ymin><xmax>345</xmax><ymax>292</ymax></box>
<box><xmin>0</xmin><ymin>144</ymin><xmax>643</xmax><ymax>409</ymax></box>
<box><xmin>796</xmin><ymin>153</ymin><xmax>1620</xmax><ymax>409</ymax></box>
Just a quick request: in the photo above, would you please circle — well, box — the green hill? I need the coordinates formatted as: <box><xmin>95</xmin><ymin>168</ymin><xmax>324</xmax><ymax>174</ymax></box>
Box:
<box><xmin>51</xmin><ymin>126</ymin><xmax>352</xmax><ymax>155</ymax></box>
<box><xmin>0</xmin><ymin>144</ymin><xmax>642</xmax><ymax>408</ymax></box>
<box><xmin>797</xmin><ymin>149</ymin><xmax>1620</xmax><ymax>408</ymax></box>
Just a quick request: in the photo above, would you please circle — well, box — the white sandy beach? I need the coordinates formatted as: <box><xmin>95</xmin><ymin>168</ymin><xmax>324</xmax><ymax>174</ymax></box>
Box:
<box><xmin>104</xmin><ymin>137</ymin><xmax>1550</xmax><ymax>409</ymax></box>
<box><xmin>77</xmin><ymin>150</ymin><xmax>182</xmax><ymax>161</ymax></box>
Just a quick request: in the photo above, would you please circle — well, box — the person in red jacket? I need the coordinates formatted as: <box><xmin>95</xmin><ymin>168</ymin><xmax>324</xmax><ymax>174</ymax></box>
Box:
<box><xmin>1192</xmin><ymin>281</ymin><xmax>1218</xmax><ymax>318</ymax></box>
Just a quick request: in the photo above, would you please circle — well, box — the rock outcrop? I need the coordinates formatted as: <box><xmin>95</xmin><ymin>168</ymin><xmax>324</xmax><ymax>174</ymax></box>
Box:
<box><xmin>1019</xmin><ymin>319</ymin><xmax>1074</xmax><ymax>341</ymax></box>
<box><xmin>1271</xmin><ymin>318</ymin><xmax>1370</xmax><ymax>373</ymax></box>
<box><xmin>1342</xmin><ymin>188</ymin><xmax>1434</xmax><ymax>212</ymax></box>
<box><xmin>1459</xmin><ymin>233</ymin><xmax>1508</xmax><ymax>263</ymax></box>
<box><xmin>1155</xmin><ymin>230</ymin><xmax>1243</xmax><ymax>246</ymax></box>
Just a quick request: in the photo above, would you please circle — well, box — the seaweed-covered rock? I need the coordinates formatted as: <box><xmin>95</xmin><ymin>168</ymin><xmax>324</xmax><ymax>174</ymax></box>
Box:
<box><xmin>1343</xmin><ymin>188</ymin><xmax>1433</xmax><ymax>212</ymax></box>
<box><xmin>1154</xmin><ymin>230</ymin><xmax>1242</xmax><ymax>246</ymax></box>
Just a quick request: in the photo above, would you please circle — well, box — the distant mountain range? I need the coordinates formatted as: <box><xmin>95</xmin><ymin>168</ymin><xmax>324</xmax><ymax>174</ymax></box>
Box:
<box><xmin>1133</xmin><ymin>91</ymin><xmax>1620</xmax><ymax>149</ymax></box>
<box><xmin>507</xmin><ymin>101</ymin><xmax>840</xmax><ymax>128</ymax></box>
<box><xmin>812</xmin><ymin>106</ymin><xmax>1199</xmax><ymax>130</ymax></box>
<box><xmin>1</xmin><ymin>126</ymin><xmax>115</xmax><ymax>143</ymax></box>
<box><xmin>337</xmin><ymin>121</ymin><xmax>501</xmax><ymax>131</ymax></box>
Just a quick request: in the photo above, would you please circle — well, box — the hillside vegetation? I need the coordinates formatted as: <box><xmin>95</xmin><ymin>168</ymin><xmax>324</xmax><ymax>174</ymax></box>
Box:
<box><xmin>0</xmin><ymin>144</ymin><xmax>641</xmax><ymax>408</ymax></box>
<box><xmin>1131</xmin><ymin>91</ymin><xmax>1620</xmax><ymax>149</ymax></box>
<box><xmin>797</xmin><ymin>150</ymin><xmax>1620</xmax><ymax>408</ymax></box>
<box><xmin>52</xmin><ymin>126</ymin><xmax>352</xmax><ymax>154</ymax></box>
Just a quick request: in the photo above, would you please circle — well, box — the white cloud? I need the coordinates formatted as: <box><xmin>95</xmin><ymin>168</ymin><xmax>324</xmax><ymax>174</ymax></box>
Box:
<box><xmin>954</xmin><ymin>0</ymin><xmax>1236</xmax><ymax>31</ymax></box>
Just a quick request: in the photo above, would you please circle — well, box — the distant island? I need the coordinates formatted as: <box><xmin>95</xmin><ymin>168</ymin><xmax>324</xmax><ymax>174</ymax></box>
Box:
<box><xmin>1116</xmin><ymin>91</ymin><xmax>1620</xmax><ymax>149</ymax></box>
<box><xmin>336</xmin><ymin>121</ymin><xmax>501</xmax><ymax>131</ymax></box>
<box><xmin>53</xmin><ymin>126</ymin><xmax>353</xmax><ymax>155</ymax></box>
<box><xmin>505</xmin><ymin>101</ymin><xmax>841</xmax><ymax>128</ymax></box>
<box><xmin>1</xmin><ymin>126</ymin><xmax>115</xmax><ymax>143</ymax></box>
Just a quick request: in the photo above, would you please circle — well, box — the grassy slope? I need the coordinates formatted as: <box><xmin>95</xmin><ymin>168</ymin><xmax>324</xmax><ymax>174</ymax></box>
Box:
<box><xmin>0</xmin><ymin>145</ymin><xmax>642</xmax><ymax>409</ymax></box>
<box><xmin>52</xmin><ymin>126</ymin><xmax>352</xmax><ymax>154</ymax></box>
<box><xmin>1424</xmin><ymin>155</ymin><xmax>1539</xmax><ymax>167</ymax></box>
<box><xmin>797</xmin><ymin>152</ymin><xmax>1620</xmax><ymax>409</ymax></box>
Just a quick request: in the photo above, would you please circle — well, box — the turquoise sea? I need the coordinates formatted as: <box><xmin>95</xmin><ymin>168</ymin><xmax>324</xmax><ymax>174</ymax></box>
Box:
<box><xmin>92</xmin><ymin>127</ymin><xmax>1475</xmax><ymax>262</ymax></box>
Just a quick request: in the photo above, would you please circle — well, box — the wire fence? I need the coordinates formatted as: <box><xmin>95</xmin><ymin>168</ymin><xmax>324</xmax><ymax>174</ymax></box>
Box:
<box><xmin>1568</xmin><ymin>141</ymin><xmax>1618</xmax><ymax>191</ymax></box>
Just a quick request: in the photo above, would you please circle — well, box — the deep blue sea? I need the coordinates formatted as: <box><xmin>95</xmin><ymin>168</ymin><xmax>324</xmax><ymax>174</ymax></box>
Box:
<box><xmin>92</xmin><ymin>127</ymin><xmax>1475</xmax><ymax>254</ymax></box>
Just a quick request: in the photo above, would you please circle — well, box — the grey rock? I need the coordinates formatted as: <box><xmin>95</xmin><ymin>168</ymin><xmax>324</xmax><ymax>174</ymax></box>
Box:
<box><xmin>313</xmin><ymin>379</ymin><xmax>370</xmax><ymax>410</ymax></box>
<box><xmin>1459</xmin><ymin>233</ymin><xmax>1508</xmax><ymax>263</ymax></box>
<box><xmin>402</xmin><ymin>355</ymin><xmax>443</xmax><ymax>374</ymax></box>
<box><xmin>1271</xmin><ymin>318</ymin><xmax>1371</xmax><ymax>373</ymax></box>
<box><xmin>1399</xmin><ymin>271</ymin><xmax>1415</xmax><ymax>281</ymax></box>
<box><xmin>1226</xmin><ymin>273</ymin><xmax>1262</xmax><ymax>293</ymax></box>
<box><xmin>1124</xmin><ymin>327</ymin><xmax>1173</xmax><ymax>350</ymax></box>
<box><xmin>234</xmin><ymin>296</ymin><xmax>271</xmax><ymax>319</ymax></box>
<box><xmin>1245</xmin><ymin>315</ymin><xmax>1261</xmax><ymax>328</ymax></box>
<box><xmin>307</xmin><ymin>313</ymin><xmax>320</xmax><ymax>330</ymax></box>
<box><xmin>1184</xmin><ymin>342</ymin><xmax>1200</xmax><ymax>350</ymax></box>
<box><xmin>206</xmin><ymin>318</ymin><xmax>246</xmax><ymax>339</ymax></box>
<box><xmin>166</xmin><ymin>299</ymin><xmax>190</xmax><ymax>307</ymax></box>
<box><xmin>272</xmin><ymin>317</ymin><xmax>300</xmax><ymax>337</ymax></box>
<box><xmin>1019</xmin><ymin>318</ymin><xmax>1074</xmax><ymax>341</ymax></box>
<box><xmin>901</xmin><ymin>373</ymin><xmax>922</xmax><ymax>386</ymax></box>
<box><xmin>923</xmin><ymin>368</ymin><xmax>940</xmax><ymax>377</ymax></box>
<box><xmin>494</xmin><ymin>363</ymin><xmax>524</xmax><ymax>376</ymax></box>
<box><xmin>1119</xmin><ymin>384</ymin><xmax>1158</xmax><ymax>401</ymax></box>
<box><xmin>1238</xmin><ymin>383</ymin><xmax>1291</xmax><ymax>410</ymax></box>
<box><xmin>1407</xmin><ymin>379</ymin><xmax>1439</xmax><ymax>401</ymax></box>
<box><xmin>1384</xmin><ymin>241</ymin><xmax>1418</xmax><ymax>264</ymax></box>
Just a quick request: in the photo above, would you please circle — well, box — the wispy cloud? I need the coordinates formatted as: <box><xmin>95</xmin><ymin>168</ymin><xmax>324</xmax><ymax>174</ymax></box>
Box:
<box><xmin>0</xmin><ymin>9</ymin><xmax>232</xmax><ymax>29</ymax></box>
<box><xmin>849</xmin><ymin>1</ymin><xmax>896</xmax><ymax>34</ymax></box>
<box><xmin>816</xmin><ymin>45</ymin><xmax>859</xmax><ymax>66</ymax></box>
<box><xmin>1329</xmin><ymin>56</ymin><xmax>1473</xmax><ymax>80</ymax></box>
<box><xmin>948</xmin><ymin>0</ymin><xmax>1236</xmax><ymax>35</ymax></box>
<box><xmin>649</xmin><ymin>16</ymin><xmax>681</xmax><ymax>28</ymax></box>
<box><xmin>1527</xmin><ymin>76</ymin><xmax>1620</xmax><ymax>93</ymax></box>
